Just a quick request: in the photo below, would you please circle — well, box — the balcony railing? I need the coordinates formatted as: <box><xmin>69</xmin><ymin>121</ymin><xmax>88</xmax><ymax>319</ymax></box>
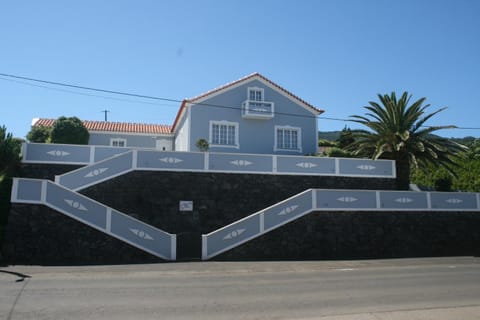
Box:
<box><xmin>241</xmin><ymin>100</ymin><xmax>274</xmax><ymax>119</ymax></box>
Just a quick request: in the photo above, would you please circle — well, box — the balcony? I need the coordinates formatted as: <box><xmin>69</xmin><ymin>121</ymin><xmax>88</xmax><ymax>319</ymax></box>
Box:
<box><xmin>241</xmin><ymin>100</ymin><xmax>275</xmax><ymax>119</ymax></box>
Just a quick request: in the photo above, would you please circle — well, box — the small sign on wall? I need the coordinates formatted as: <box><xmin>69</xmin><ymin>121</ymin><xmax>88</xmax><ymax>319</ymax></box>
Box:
<box><xmin>179</xmin><ymin>200</ymin><xmax>193</xmax><ymax>212</ymax></box>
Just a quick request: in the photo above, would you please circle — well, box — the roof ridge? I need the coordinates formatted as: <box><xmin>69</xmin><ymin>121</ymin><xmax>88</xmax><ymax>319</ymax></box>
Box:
<box><xmin>185</xmin><ymin>72</ymin><xmax>323</xmax><ymax>114</ymax></box>
<box><xmin>36</xmin><ymin>118</ymin><xmax>171</xmax><ymax>127</ymax></box>
<box><xmin>185</xmin><ymin>72</ymin><xmax>260</xmax><ymax>103</ymax></box>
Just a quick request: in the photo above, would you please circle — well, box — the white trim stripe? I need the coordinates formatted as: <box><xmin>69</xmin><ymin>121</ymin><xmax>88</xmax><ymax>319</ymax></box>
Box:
<box><xmin>202</xmin><ymin>235</ymin><xmax>208</xmax><ymax>260</ymax></box>
<box><xmin>41</xmin><ymin>180</ymin><xmax>47</xmax><ymax>203</ymax></box>
<box><xmin>204</xmin><ymin>152</ymin><xmax>209</xmax><ymax>171</ymax></box>
<box><xmin>106</xmin><ymin>208</ymin><xmax>112</xmax><ymax>233</ymax></box>
<box><xmin>171</xmin><ymin>234</ymin><xmax>177</xmax><ymax>261</ymax></box>
<box><xmin>10</xmin><ymin>178</ymin><xmax>19</xmax><ymax>202</ymax></box>
<box><xmin>89</xmin><ymin>146</ymin><xmax>95</xmax><ymax>164</ymax></box>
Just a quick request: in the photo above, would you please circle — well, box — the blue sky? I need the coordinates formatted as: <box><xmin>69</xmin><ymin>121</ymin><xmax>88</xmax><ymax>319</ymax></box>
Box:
<box><xmin>1</xmin><ymin>0</ymin><xmax>479</xmax><ymax>139</ymax></box>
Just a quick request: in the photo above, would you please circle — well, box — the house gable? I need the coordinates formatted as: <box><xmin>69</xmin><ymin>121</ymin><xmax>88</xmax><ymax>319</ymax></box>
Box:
<box><xmin>178</xmin><ymin>76</ymin><xmax>321</xmax><ymax>154</ymax></box>
<box><xmin>171</xmin><ymin>73</ymin><xmax>323</xmax><ymax>133</ymax></box>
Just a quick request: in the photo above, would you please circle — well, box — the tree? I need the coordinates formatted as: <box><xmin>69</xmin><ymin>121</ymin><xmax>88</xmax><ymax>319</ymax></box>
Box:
<box><xmin>336</xmin><ymin>126</ymin><xmax>355</xmax><ymax>149</ymax></box>
<box><xmin>348</xmin><ymin>92</ymin><xmax>465</xmax><ymax>190</ymax></box>
<box><xmin>26</xmin><ymin>125</ymin><xmax>52</xmax><ymax>143</ymax></box>
<box><xmin>50</xmin><ymin>116</ymin><xmax>89</xmax><ymax>145</ymax></box>
<box><xmin>412</xmin><ymin>139</ymin><xmax>480</xmax><ymax>192</ymax></box>
<box><xmin>327</xmin><ymin>147</ymin><xmax>355</xmax><ymax>158</ymax></box>
<box><xmin>0</xmin><ymin>125</ymin><xmax>21</xmax><ymax>175</ymax></box>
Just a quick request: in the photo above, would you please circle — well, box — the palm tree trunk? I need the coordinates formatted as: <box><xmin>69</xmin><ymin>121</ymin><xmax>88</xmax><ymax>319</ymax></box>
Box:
<box><xmin>395</xmin><ymin>156</ymin><xmax>411</xmax><ymax>190</ymax></box>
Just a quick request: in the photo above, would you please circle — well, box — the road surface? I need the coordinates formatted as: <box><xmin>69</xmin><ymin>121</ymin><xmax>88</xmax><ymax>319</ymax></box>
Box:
<box><xmin>1</xmin><ymin>257</ymin><xmax>480</xmax><ymax>319</ymax></box>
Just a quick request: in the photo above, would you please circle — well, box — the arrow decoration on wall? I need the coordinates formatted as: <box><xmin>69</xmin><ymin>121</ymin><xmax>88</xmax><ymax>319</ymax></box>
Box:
<box><xmin>130</xmin><ymin>228</ymin><xmax>154</xmax><ymax>240</ymax></box>
<box><xmin>446</xmin><ymin>198</ymin><xmax>463</xmax><ymax>204</ymax></box>
<box><xmin>64</xmin><ymin>199</ymin><xmax>88</xmax><ymax>211</ymax></box>
<box><xmin>84</xmin><ymin>168</ymin><xmax>109</xmax><ymax>178</ymax></box>
<box><xmin>278</xmin><ymin>205</ymin><xmax>299</xmax><ymax>216</ymax></box>
<box><xmin>223</xmin><ymin>228</ymin><xmax>246</xmax><ymax>240</ymax></box>
<box><xmin>159</xmin><ymin>157</ymin><xmax>183</xmax><ymax>164</ymax></box>
<box><xmin>230</xmin><ymin>160</ymin><xmax>252</xmax><ymax>166</ymax></box>
<box><xmin>47</xmin><ymin>150</ymin><xmax>70</xmax><ymax>157</ymax></box>
<box><xmin>296</xmin><ymin>162</ymin><xmax>317</xmax><ymax>169</ymax></box>
<box><xmin>357</xmin><ymin>164</ymin><xmax>376</xmax><ymax>171</ymax></box>
<box><xmin>395</xmin><ymin>197</ymin><xmax>413</xmax><ymax>203</ymax></box>
<box><xmin>337</xmin><ymin>196</ymin><xmax>358</xmax><ymax>203</ymax></box>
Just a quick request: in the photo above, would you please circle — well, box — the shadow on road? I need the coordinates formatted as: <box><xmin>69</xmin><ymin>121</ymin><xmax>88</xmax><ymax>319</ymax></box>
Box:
<box><xmin>0</xmin><ymin>270</ymin><xmax>32</xmax><ymax>282</ymax></box>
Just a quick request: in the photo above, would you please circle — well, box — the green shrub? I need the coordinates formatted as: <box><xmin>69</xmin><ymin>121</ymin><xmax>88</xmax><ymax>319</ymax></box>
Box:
<box><xmin>50</xmin><ymin>116</ymin><xmax>89</xmax><ymax>144</ymax></box>
<box><xmin>327</xmin><ymin>147</ymin><xmax>355</xmax><ymax>158</ymax></box>
<box><xmin>0</xmin><ymin>175</ymin><xmax>12</xmax><ymax>250</ymax></box>
<box><xmin>434</xmin><ymin>176</ymin><xmax>453</xmax><ymax>192</ymax></box>
<box><xmin>0</xmin><ymin>125</ymin><xmax>21</xmax><ymax>175</ymax></box>
<box><xmin>27</xmin><ymin>125</ymin><xmax>52</xmax><ymax>142</ymax></box>
<box><xmin>195</xmin><ymin>138</ymin><xmax>209</xmax><ymax>152</ymax></box>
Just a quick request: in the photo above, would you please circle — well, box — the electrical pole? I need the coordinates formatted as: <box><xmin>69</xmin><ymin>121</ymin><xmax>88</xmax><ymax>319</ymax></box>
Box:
<box><xmin>101</xmin><ymin>110</ymin><xmax>110</xmax><ymax>121</ymax></box>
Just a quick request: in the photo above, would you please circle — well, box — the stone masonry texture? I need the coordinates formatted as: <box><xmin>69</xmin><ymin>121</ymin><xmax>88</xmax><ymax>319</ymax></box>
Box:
<box><xmin>3</xmin><ymin>164</ymin><xmax>480</xmax><ymax>264</ymax></box>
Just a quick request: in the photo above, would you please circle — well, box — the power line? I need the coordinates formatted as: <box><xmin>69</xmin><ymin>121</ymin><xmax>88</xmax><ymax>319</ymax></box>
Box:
<box><xmin>0</xmin><ymin>75</ymin><xmax>180</xmax><ymax>108</ymax></box>
<box><xmin>1</xmin><ymin>72</ymin><xmax>480</xmax><ymax>130</ymax></box>
<box><xmin>0</xmin><ymin>72</ymin><xmax>181</xmax><ymax>103</ymax></box>
<box><xmin>0</xmin><ymin>72</ymin><xmax>319</xmax><ymax>120</ymax></box>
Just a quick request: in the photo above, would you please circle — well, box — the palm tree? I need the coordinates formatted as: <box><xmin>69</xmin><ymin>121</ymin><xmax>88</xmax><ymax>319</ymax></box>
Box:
<box><xmin>348</xmin><ymin>92</ymin><xmax>466</xmax><ymax>190</ymax></box>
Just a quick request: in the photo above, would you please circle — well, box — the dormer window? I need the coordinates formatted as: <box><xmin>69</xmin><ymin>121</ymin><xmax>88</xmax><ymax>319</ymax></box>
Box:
<box><xmin>248</xmin><ymin>87</ymin><xmax>264</xmax><ymax>101</ymax></box>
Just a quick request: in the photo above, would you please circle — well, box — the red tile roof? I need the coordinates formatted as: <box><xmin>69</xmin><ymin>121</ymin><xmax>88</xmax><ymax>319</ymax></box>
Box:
<box><xmin>33</xmin><ymin>118</ymin><xmax>172</xmax><ymax>135</ymax></box>
<box><xmin>172</xmin><ymin>73</ymin><xmax>324</xmax><ymax>131</ymax></box>
<box><xmin>189</xmin><ymin>72</ymin><xmax>323</xmax><ymax>113</ymax></box>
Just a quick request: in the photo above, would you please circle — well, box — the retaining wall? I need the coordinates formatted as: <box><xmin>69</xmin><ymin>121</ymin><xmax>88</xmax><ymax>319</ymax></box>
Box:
<box><xmin>4</xmin><ymin>167</ymin><xmax>480</xmax><ymax>264</ymax></box>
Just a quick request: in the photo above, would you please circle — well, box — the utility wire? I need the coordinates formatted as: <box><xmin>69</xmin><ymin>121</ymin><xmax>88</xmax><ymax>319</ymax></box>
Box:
<box><xmin>1</xmin><ymin>72</ymin><xmax>479</xmax><ymax>130</ymax></box>
<box><xmin>0</xmin><ymin>72</ymin><xmax>320</xmax><ymax>120</ymax></box>
<box><xmin>0</xmin><ymin>76</ymin><xmax>179</xmax><ymax>108</ymax></box>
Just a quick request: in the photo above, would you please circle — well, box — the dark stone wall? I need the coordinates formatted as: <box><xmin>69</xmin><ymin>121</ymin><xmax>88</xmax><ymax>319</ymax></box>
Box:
<box><xmin>81</xmin><ymin>171</ymin><xmax>396</xmax><ymax>234</ymax></box>
<box><xmin>4</xmin><ymin>204</ymin><xmax>479</xmax><ymax>265</ymax></box>
<box><xmin>216</xmin><ymin>211</ymin><xmax>480</xmax><ymax>261</ymax></box>
<box><xmin>4</xmin><ymin>204</ymin><xmax>160</xmax><ymax>265</ymax></box>
<box><xmin>5</xmin><ymin>165</ymin><xmax>479</xmax><ymax>264</ymax></box>
<box><xmin>19</xmin><ymin>164</ymin><xmax>82</xmax><ymax>180</ymax></box>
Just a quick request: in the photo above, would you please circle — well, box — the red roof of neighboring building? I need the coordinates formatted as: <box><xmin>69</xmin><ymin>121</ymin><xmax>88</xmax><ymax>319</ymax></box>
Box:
<box><xmin>33</xmin><ymin>118</ymin><xmax>172</xmax><ymax>135</ymax></box>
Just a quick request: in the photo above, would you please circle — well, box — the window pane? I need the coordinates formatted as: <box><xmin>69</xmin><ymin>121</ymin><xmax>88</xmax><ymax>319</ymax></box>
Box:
<box><xmin>285</xmin><ymin>130</ymin><xmax>291</xmax><ymax>149</ymax></box>
<box><xmin>277</xmin><ymin>128</ymin><xmax>299</xmax><ymax>150</ymax></box>
<box><xmin>212</xmin><ymin>122</ymin><xmax>237</xmax><ymax>146</ymax></box>
<box><xmin>249</xmin><ymin>90</ymin><xmax>256</xmax><ymax>101</ymax></box>
<box><xmin>291</xmin><ymin>131</ymin><xmax>298</xmax><ymax>149</ymax></box>
<box><xmin>212</xmin><ymin>124</ymin><xmax>219</xmax><ymax>144</ymax></box>
<box><xmin>220</xmin><ymin>125</ymin><xmax>227</xmax><ymax>144</ymax></box>
<box><xmin>277</xmin><ymin>129</ymin><xmax>284</xmax><ymax>149</ymax></box>
<box><xmin>227</xmin><ymin>125</ymin><xmax>235</xmax><ymax>145</ymax></box>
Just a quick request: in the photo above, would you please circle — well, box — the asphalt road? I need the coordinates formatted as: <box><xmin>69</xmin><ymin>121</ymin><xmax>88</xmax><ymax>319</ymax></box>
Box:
<box><xmin>1</xmin><ymin>257</ymin><xmax>480</xmax><ymax>320</ymax></box>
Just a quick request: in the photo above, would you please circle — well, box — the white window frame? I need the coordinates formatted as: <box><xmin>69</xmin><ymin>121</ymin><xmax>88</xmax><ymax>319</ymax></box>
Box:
<box><xmin>209</xmin><ymin>120</ymin><xmax>239</xmax><ymax>149</ymax></box>
<box><xmin>110</xmin><ymin>138</ymin><xmax>127</xmax><ymax>147</ymax></box>
<box><xmin>274</xmin><ymin>125</ymin><xmax>302</xmax><ymax>153</ymax></box>
<box><xmin>247</xmin><ymin>87</ymin><xmax>265</xmax><ymax>102</ymax></box>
